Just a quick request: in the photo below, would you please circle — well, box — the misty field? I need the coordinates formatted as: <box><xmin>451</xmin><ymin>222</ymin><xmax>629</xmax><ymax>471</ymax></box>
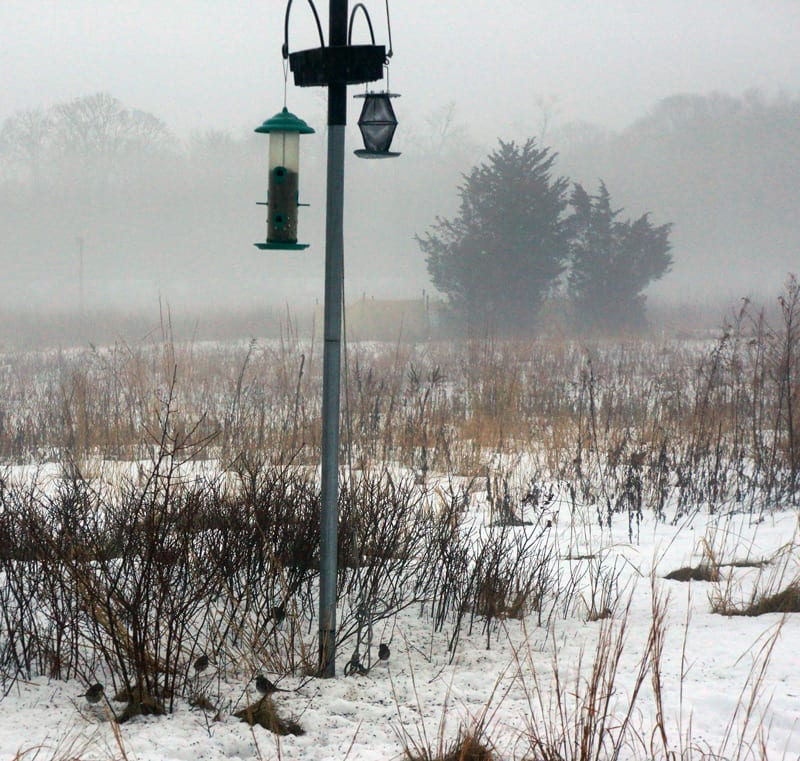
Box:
<box><xmin>0</xmin><ymin>283</ymin><xmax>799</xmax><ymax>760</ymax></box>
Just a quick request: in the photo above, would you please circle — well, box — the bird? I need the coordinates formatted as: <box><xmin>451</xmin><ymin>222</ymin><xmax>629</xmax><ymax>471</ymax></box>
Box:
<box><xmin>255</xmin><ymin>674</ymin><xmax>288</xmax><ymax>696</ymax></box>
<box><xmin>271</xmin><ymin>604</ymin><xmax>286</xmax><ymax>626</ymax></box>
<box><xmin>193</xmin><ymin>654</ymin><xmax>209</xmax><ymax>673</ymax></box>
<box><xmin>83</xmin><ymin>683</ymin><xmax>105</xmax><ymax>704</ymax></box>
<box><xmin>378</xmin><ymin>643</ymin><xmax>390</xmax><ymax>662</ymax></box>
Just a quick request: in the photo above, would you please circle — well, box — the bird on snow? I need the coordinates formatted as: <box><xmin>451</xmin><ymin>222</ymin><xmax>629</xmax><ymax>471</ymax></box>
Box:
<box><xmin>193</xmin><ymin>654</ymin><xmax>209</xmax><ymax>673</ymax></box>
<box><xmin>82</xmin><ymin>683</ymin><xmax>105</xmax><ymax>704</ymax></box>
<box><xmin>255</xmin><ymin>674</ymin><xmax>289</xmax><ymax>696</ymax></box>
<box><xmin>378</xmin><ymin>643</ymin><xmax>390</xmax><ymax>662</ymax></box>
<box><xmin>271</xmin><ymin>604</ymin><xmax>286</xmax><ymax>626</ymax></box>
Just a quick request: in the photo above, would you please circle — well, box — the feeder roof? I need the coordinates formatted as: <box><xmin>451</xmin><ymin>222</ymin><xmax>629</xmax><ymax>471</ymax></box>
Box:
<box><xmin>255</xmin><ymin>107</ymin><xmax>315</xmax><ymax>134</ymax></box>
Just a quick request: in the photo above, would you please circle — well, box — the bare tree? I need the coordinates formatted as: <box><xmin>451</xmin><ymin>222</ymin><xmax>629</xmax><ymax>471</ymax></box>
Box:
<box><xmin>51</xmin><ymin>92</ymin><xmax>175</xmax><ymax>195</ymax></box>
<box><xmin>0</xmin><ymin>108</ymin><xmax>53</xmax><ymax>194</ymax></box>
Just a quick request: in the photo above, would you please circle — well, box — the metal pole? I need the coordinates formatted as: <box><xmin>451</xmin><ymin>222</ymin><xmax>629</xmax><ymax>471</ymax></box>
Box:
<box><xmin>76</xmin><ymin>236</ymin><xmax>85</xmax><ymax>320</ymax></box>
<box><xmin>319</xmin><ymin>0</ymin><xmax>348</xmax><ymax>678</ymax></box>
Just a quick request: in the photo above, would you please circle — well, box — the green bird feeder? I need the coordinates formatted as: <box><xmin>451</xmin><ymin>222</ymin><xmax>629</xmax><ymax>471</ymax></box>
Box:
<box><xmin>254</xmin><ymin>107</ymin><xmax>315</xmax><ymax>250</ymax></box>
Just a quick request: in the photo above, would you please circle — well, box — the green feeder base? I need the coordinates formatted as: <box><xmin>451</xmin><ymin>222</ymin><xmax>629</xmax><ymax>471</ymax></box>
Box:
<box><xmin>254</xmin><ymin>242</ymin><xmax>310</xmax><ymax>251</ymax></box>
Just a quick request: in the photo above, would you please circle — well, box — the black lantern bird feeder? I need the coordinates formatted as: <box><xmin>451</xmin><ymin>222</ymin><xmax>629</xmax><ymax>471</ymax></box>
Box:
<box><xmin>354</xmin><ymin>91</ymin><xmax>400</xmax><ymax>158</ymax></box>
<box><xmin>348</xmin><ymin>3</ymin><xmax>400</xmax><ymax>158</ymax></box>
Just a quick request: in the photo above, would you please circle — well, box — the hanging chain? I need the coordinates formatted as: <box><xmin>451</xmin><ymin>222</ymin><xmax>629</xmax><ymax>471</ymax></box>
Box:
<box><xmin>384</xmin><ymin>0</ymin><xmax>394</xmax><ymax>93</ymax></box>
<box><xmin>384</xmin><ymin>0</ymin><xmax>393</xmax><ymax>59</ymax></box>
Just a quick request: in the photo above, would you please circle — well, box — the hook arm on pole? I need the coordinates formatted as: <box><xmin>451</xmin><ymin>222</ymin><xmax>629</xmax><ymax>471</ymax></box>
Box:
<box><xmin>347</xmin><ymin>3</ymin><xmax>376</xmax><ymax>47</ymax></box>
<box><xmin>283</xmin><ymin>0</ymin><xmax>326</xmax><ymax>59</ymax></box>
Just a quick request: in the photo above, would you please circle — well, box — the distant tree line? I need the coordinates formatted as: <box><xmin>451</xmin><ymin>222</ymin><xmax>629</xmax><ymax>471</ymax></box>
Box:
<box><xmin>2</xmin><ymin>89</ymin><xmax>798</xmax><ymax>320</ymax></box>
<box><xmin>1</xmin><ymin>93</ymin><xmax>178</xmax><ymax>201</ymax></box>
<box><xmin>0</xmin><ymin>92</ymin><xmax>271</xmax><ymax>285</ymax></box>
<box><xmin>551</xmin><ymin>89</ymin><xmax>800</xmax><ymax>304</ymax></box>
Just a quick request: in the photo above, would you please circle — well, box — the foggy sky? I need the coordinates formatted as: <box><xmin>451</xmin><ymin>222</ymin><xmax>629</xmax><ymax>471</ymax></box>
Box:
<box><xmin>3</xmin><ymin>1</ymin><xmax>798</xmax><ymax>143</ymax></box>
<box><xmin>2</xmin><ymin>1</ymin><xmax>800</xmax><ymax>317</ymax></box>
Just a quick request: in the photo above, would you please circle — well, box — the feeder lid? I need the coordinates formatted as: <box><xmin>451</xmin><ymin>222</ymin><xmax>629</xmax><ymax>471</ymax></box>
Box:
<box><xmin>255</xmin><ymin>107</ymin><xmax>315</xmax><ymax>134</ymax></box>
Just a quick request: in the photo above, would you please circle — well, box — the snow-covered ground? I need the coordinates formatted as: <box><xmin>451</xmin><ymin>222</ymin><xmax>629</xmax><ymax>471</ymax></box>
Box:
<box><xmin>2</xmin><ymin>492</ymin><xmax>798</xmax><ymax>761</ymax></box>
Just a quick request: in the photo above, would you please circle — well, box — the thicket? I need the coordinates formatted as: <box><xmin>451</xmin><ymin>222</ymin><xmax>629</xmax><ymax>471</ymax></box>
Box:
<box><xmin>0</xmin><ymin>419</ymin><xmax>561</xmax><ymax>713</ymax></box>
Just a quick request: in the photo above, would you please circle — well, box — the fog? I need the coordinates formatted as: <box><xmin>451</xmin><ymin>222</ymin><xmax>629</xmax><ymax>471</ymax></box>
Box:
<box><xmin>2</xmin><ymin>1</ymin><xmax>799</xmax><ymax>329</ymax></box>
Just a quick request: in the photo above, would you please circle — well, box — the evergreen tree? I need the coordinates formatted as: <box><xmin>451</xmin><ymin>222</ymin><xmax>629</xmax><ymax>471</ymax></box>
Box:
<box><xmin>567</xmin><ymin>182</ymin><xmax>672</xmax><ymax>332</ymax></box>
<box><xmin>416</xmin><ymin>139</ymin><xmax>570</xmax><ymax>334</ymax></box>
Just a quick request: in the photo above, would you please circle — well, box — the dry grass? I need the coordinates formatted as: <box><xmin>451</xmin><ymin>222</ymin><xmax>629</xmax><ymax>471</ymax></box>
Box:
<box><xmin>717</xmin><ymin>581</ymin><xmax>800</xmax><ymax>616</ymax></box>
<box><xmin>1</xmin><ymin>278</ymin><xmax>798</xmax><ymax>517</ymax></box>
<box><xmin>11</xmin><ymin>716</ymin><xmax>133</xmax><ymax>761</ymax></box>
<box><xmin>1</xmin><ymin>279</ymin><xmax>799</xmax><ymax>755</ymax></box>
<box><xmin>402</xmin><ymin>730</ymin><xmax>494</xmax><ymax>761</ymax></box>
<box><xmin>516</xmin><ymin>591</ymin><xmax>651</xmax><ymax>761</ymax></box>
<box><xmin>711</xmin><ymin>517</ymin><xmax>800</xmax><ymax>617</ymax></box>
<box><xmin>234</xmin><ymin>696</ymin><xmax>304</xmax><ymax>736</ymax></box>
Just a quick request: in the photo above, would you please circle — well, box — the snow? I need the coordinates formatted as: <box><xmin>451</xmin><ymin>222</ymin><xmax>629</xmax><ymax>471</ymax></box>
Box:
<box><xmin>2</xmin><ymin>496</ymin><xmax>798</xmax><ymax>760</ymax></box>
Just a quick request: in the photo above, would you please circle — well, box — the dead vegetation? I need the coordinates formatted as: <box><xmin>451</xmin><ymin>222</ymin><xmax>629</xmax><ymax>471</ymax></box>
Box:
<box><xmin>714</xmin><ymin>581</ymin><xmax>800</xmax><ymax>617</ymax></box>
<box><xmin>233</xmin><ymin>696</ymin><xmax>304</xmax><ymax>736</ymax></box>
<box><xmin>1</xmin><ymin>277</ymin><xmax>799</xmax><ymax>519</ymax></box>
<box><xmin>664</xmin><ymin>564</ymin><xmax>721</xmax><ymax>582</ymax></box>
